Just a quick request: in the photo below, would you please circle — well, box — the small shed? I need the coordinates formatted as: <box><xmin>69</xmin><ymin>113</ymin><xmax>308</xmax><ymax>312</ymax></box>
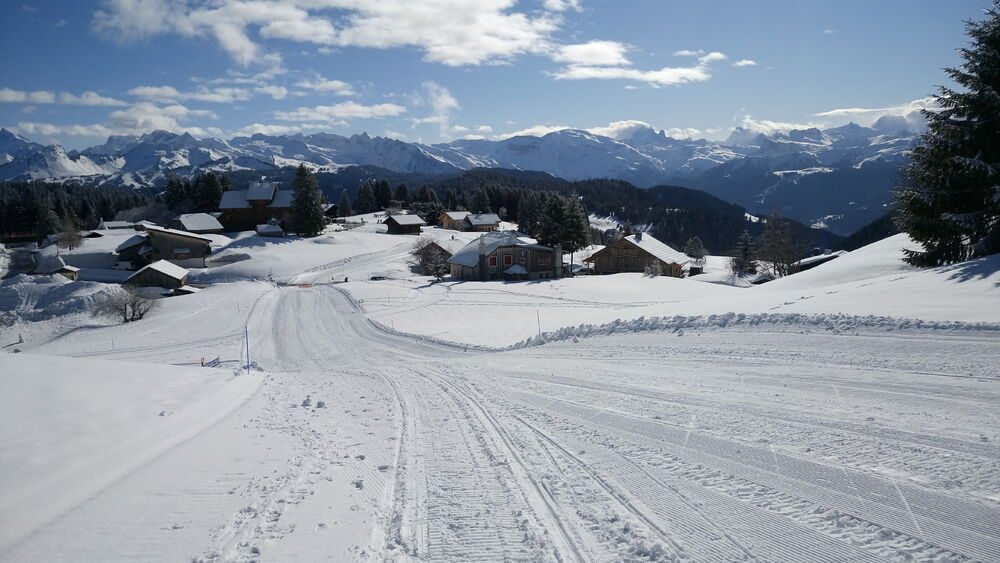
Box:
<box><xmin>123</xmin><ymin>260</ymin><xmax>189</xmax><ymax>290</ymax></box>
<box><xmin>385</xmin><ymin>214</ymin><xmax>426</xmax><ymax>235</ymax></box>
<box><xmin>33</xmin><ymin>255</ymin><xmax>80</xmax><ymax>281</ymax></box>
<box><xmin>322</xmin><ymin>203</ymin><xmax>339</xmax><ymax>219</ymax></box>
<box><xmin>256</xmin><ymin>220</ymin><xmax>285</xmax><ymax>238</ymax></box>
<box><xmin>168</xmin><ymin>213</ymin><xmax>224</xmax><ymax>234</ymax></box>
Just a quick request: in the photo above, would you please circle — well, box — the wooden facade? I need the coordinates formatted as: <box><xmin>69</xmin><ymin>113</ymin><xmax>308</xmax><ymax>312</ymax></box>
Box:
<box><xmin>439</xmin><ymin>211</ymin><xmax>470</xmax><ymax>230</ymax></box>
<box><xmin>124</xmin><ymin>260</ymin><xmax>188</xmax><ymax>290</ymax></box>
<box><xmin>450</xmin><ymin>243</ymin><xmax>562</xmax><ymax>281</ymax></box>
<box><xmin>585</xmin><ymin>236</ymin><xmax>686</xmax><ymax>277</ymax></box>
<box><xmin>385</xmin><ymin>215</ymin><xmax>425</xmax><ymax>235</ymax></box>
<box><xmin>145</xmin><ymin>226</ymin><xmax>212</xmax><ymax>268</ymax></box>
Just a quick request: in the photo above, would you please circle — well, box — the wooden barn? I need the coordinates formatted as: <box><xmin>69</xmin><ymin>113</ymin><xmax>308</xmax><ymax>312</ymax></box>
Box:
<box><xmin>144</xmin><ymin>225</ymin><xmax>213</xmax><ymax>268</ymax></box>
<box><xmin>462</xmin><ymin>213</ymin><xmax>501</xmax><ymax>232</ymax></box>
<box><xmin>168</xmin><ymin>213</ymin><xmax>224</xmax><ymax>234</ymax></box>
<box><xmin>439</xmin><ymin>211</ymin><xmax>470</xmax><ymax>230</ymax></box>
<box><xmin>385</xmin><ymin>214</ymin><xmax>425</xmax><ymax>235</ymax></box>
<box><xmin>448</xmin><ymin>232</ymin><xmax>562</xmax><ymax>281</ymax></box>
<box><xmin>218</xmin><ymin>181</ymin><xmax>294</xmax><ymax>231</ymax></box>
<box><xmin>123</xmin><ymin>260</ymin><xmax>189</xmax><ymax>290</ymax></box>
<box><xmin>584</xmin><ymin>233</ymin><xmax>688</xmax><ymax>277</ymax></box>
<box><xmin>33</xmin><ymin>255</ymin><xmax>80</xmax><ymax>281</ymax></box>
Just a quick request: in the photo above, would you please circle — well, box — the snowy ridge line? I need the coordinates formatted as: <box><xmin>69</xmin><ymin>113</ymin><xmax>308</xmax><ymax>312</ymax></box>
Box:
<box><xmin>513</xmin><ymin>312</ymin><xmax>1000</xmax><ymax>349</ymax></box>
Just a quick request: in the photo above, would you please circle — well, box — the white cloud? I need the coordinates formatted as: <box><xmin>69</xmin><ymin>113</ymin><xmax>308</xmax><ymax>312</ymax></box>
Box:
<box><xmin>585</xmin><ymin>119</ymin><xmax>653</xmax><ymax>139</ymax></box>
<box><xmin>543</xmin><ymin>0</ymin><xmax>582</xmax><ymax>11</ymax></box>
<box><xmin>128</xmin><ymin>84</ymin><xmax>252</xmax><ymax>103</ymax></box>
<box><xmin>411</xmin><ymin>81</ymin><xmax>460</xmax><ymax>136</ymax></box>
<box><xmin>275</xmin><ymin>101</ymin><xmax>406</xmax><ymax>122</ymax></box>
<box><xmin>732</xmin><ymin>59</ymin><xmax>757</xmax><ymax>67</ymax></box>
<box><xmin>14</xmin><ymin>101</ymin><xmax>222</xmax><ymax>138</ymax></box>
<box><xmin>822</xmin><ymin>28</ymin><xmax>836</xmax><ymax>35</ymax></box>
<box><xmin>231</xmin><ymin>122</ymin><xmax>327</xmax><ymax>137</ymax></box>
<box><xmin>255</xmin><ymin>85</ymin><xmax>288</xmax><ymax>100</ymax></box>
<box><xmin>295</xmin><ymin>77</ymin><xmax>357</xmax><ymax>96</ymax></box>
<box><xmin>552</xmin><ymin>50</ymin><xmax>728</xmax><ymax>87</ymax></box>
<box><xmin>493</xmin><ymin>124</ymin><xmax>570</xmax><ymax>139</ymax></box>
<box><xmin>673</xmin><ymin>49</ymin><xmax>705</xmax><ymax>57</ymax></box>
<box><xmin>814</xmin><ymin>97</ymin><xmax>938</xmax><ymax>121</ymax></box>
<box><xmin>0</xmin><ymin>88</ymin><xmax>126</xmax><ymax>106</ymax></box>
<box><xmin>737</xmin><ymin>114</ymin><xmax>821</xmax><ymax>135</ymax></box>
<box><xmin>475</xmin><ymin>125</ymin><xmax>493</xmax><ymax>133</ymax></box>
<box><xmin>665</xmin><ymin>127</ymin><xmax>702</xmax><ymax>139</ymax></box>
<box><xmin>92</xmin><ymin>0</ymin><xmax>560</xmax><ymax>67</ymax></box>
<box><xmin>553</xmin><ymin>40</ymin><xmax>629</xmax><ymax>66</ymax></box>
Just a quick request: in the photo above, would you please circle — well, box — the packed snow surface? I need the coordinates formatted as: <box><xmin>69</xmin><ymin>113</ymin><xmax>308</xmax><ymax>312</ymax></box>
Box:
<box><xmin>0</xmin><ymin>227</ymin><xmax>997</xmax><ymax>562</ymax></box>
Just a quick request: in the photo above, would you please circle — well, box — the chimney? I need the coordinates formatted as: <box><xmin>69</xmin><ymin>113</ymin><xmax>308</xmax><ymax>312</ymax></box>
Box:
<box><xmin>635</xmin><ymin>232</ymin><xmax>642</xmax><ymax>241</ymax></box>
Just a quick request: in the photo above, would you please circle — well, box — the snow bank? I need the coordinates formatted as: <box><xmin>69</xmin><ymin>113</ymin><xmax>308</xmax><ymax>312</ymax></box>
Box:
<box><xmin>0</xmin><ymin>274</ymin><xmax>115</xmax><ymax>326</ymax></box>
<box><xmin>0</xmin><ymin>353</ymin><xmax>260</xmax><ymax>551</ymax></box>
<box><xmin>513</xmin><ymin>311</ymin><xmax>1000</xmax><ymax>349</ymax></box>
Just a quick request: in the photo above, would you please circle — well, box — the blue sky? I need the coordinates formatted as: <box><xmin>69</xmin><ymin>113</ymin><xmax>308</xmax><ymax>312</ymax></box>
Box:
<box><xmin>0</xmin><ymin>0</ymin><xmax>987</xmax><ymax>149</ymax></box>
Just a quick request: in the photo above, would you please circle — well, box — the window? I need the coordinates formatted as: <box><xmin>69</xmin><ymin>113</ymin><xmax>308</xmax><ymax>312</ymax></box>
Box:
<box><xmin>488</xmin><ymin>256</ymin><xmax>498</xmax><ymax>267</ymax></box>
<box><xmin>519</xmin><ymin>256</ymin><xmax>526</xmax><ymax>264</ymax></box>
<box><xmin>503</xmin><ymin>254</ymin><xmax>513</xmax><ymax>266</ymax></box>
<box><xmin>539</xmin><ymin>256</ymin><xmax>549</xmax><ymax>265</ymax></box>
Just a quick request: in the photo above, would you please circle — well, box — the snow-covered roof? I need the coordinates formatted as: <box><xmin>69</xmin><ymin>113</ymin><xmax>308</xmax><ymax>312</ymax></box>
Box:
<box><xmin>268</xmin><ymin>190</ymin><xmax>294</xmax><ymax>208</ymax></box>
<box><xmin>125</xmin><ymin>259</ymin><xmax>188</xmax><ymax>282</ymax></box>
<box><xmin>387</xmin><ymin>214</ymin><xmax>426</xmax><ymax>226</ymax></box>
<box><xmin>247</xmin><ymin>181</ymin><xmax>276</xmax><ymax>201</ymax></box>
<box><xmin>443</xmin><ymin>211</ymin><xmax>470</xmax><ymax>221</ymax></box>
<box><xmin>34</xmin><ymin>255</ymin><xmax>71</xmax><ymax>275</ymax></box>
<box><xmin>624</xmin><ymin>234</ymin><xmax>690</xmax><ymax>265</ymax></box>
<box><xmin>794</xmin><ymin>250</ymin><xmax>848</xmax><ymax>267</ymax></box>
<box><xmin>144</xmin><ymin>224</ymin><xmax>213</xmax><ymax>243</ymax></box>
<box><xmin>448</xmin><ymin>232</ymin><xmax>551</xmax><ymax>268</ymax></box>
<box><xmin>173</xmin><ymin>285</ymin><xmax>200</xmax><ymax>294</ymax></box>
<box><xmin>219</xmin><ymin>190</ymin><xmax>250</xmax><ymax>209</ymax></box>
<box><xmin>464</xmin><ymin>213</ymin><xmax>501</xmax><ymax>226</ymax></box>
<box><xmin>98</xmin><ymin>220</ymin><xmax>133</xmax><ymax>229</ymax></box>
<box><xmin>256</xmin><ymin>223</ymin><xmax>284</xmax><ymax>234</ymax></box>
<box><xmin>115</xmin><ymin>233</ymin><xmax>148</xmax><ymax>252</ymax></box>
<box><xmin>173</xmin><ymin>213</ymin><xmax>223</xmax><ymax>232</ymax></box>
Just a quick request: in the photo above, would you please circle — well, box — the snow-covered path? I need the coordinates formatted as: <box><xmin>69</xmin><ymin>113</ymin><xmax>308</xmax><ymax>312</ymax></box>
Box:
<box><xmin>3</xmin><ymin>280</ymin><xmax>999</xmax><ymax>561</ymax></box>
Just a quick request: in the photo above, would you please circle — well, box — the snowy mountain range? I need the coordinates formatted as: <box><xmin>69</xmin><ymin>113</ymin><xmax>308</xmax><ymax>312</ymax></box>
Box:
<box><xmin>0</xmin><ymin>114</ymin><xmax>925</xmax><ymax>234</ymax></box>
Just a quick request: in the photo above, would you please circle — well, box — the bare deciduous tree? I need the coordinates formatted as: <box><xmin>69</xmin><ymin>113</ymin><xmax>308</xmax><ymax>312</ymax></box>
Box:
<box><xmin>58</xmin><ymin>213</ymin><xmax>82</xmax><ymax>251</ymax></box>
<box><xmin>92</xmin><ymin>286</ymin><xmax>157</xmax><ymax>323</ymax></box>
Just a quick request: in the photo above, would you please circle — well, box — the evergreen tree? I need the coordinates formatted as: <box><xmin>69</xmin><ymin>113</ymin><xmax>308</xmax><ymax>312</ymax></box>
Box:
<box><xmin>337</xmin><ymin>189</ymin><xmax>353</xmax><ymax>218</ymax></box>
<box><xmin>683</xmin><ymin>236</ymin><xmax>706</xmax><ymax>259</ymax></box>
<box><xmin>290</xmin><ymin>164</ymin><xmax>325</xmax><ymax>236</ymax></box>
<box><xmin>471</xmin><ymin>188</ymin><xmax>491</xmax><ymax>213</ymax></box>
<box><xmin>517</xmin><ymin>192</ymin><xmax>540</xmax><ymax>234</ymax></box>
<box><xmin>374</xmin><ymin>179</ymin><xmax>392</xmax><ymax>209</ymax></box>
<box><xmin>731</xmin><ymin>229</ymin><xmax>758</xmax><ymax>275</ymax></box>
<box><xmin>445</xmin><ymin>188</ymin><xmax>459</xmax><ymax>209</ymax></box>
<box><xmin>895</xmin><ymin>3</ymin><xmax>1000</xmax><ymax>265</ymax></box>
<box><xmin>354</xmin><ymin>180</ymin><xmax>379</xmax><ymax>214</ymax></box>
<box><xmin>164</xmin><ymin>176</ymin><xmax>189</xmax><ymax>212</ymax></box>
<box><xmin>196</xmin><ymin>173</ymin><xmax>223</xmax><ymax>212</ymax></box>
<box><xmin>393</xmin><ymin>183</ymin><xmax>410</xmax><ymax>205</ymax></box>
<box><xmin>34</xmin><ymin>197</ymin><xmax>60</xmax><ymax>243</ymax></box>
<box><xmin>561</xmin><ymin>197</ymin><xmax>591</xmax><ymax>258</ymax></box>
<box><xmin>537</xmin><ymin>196</ymin><xmax>565</xmax><ymax>248</ymax></box>
<box><xmin>219</xmin><ymin>174</ymin><xmax>231</xmax><ymax>192</ymax></box>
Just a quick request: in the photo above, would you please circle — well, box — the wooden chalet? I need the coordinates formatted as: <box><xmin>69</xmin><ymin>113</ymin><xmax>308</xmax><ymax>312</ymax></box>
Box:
<box><xmin>462</xmin><ymin>213</ymin><xmax>501</xmax><ymax>232</ymax></box>
<box><xmin>584</xmin><ymin>233</ymin><xmax>688</xmax><ymax>277</ymax></box>
<box><xmin>218</xmin><ymin>181</ymin><xmax>294</xmax><ymax>231</ymax></box>
<box><xmin>448</xmin><ymin>232</ymin><xmax>562</xmax><ymax>281</ymax></box>
<box><xmin>123</xmin><ymin>260</ymin><xmax>189</xmax><ymax>290</ymax></box>
<box><xmin>385</xmin><ymin>214</ymin><xmax>425</xmax><ymax>235</ymax></box>
<box><xmin>439</xmin><ymin>211</ymin><xmax>470</xmax><ymax>230</ymax></box>
<box><xmin>115</xmin><ymin>226</ymin><xmax>212</xmax><ymax>268</ymax></box>
<box><xmin>33</xmin><ymin>255</ymin><xmax>80</xmax><ymax>281</ymax></box>
<box><xmin>168</xmin><ymin>213</ymin><xmax>224</xmax><ymax>234</ymax></box>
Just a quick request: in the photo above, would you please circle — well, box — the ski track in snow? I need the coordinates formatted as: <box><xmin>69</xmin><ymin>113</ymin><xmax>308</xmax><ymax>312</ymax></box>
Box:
<box><xmin>3</xmin><ymin>260</ymin><xmax>999</xmax><ymax>561</ymax></box>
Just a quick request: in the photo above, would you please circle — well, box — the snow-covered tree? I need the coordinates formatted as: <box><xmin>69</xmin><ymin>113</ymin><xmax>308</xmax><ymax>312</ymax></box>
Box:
<box><xmin>730</xmin><ymin>229</ymin><xmax>757</xmax><ymax>276</ymax></box>
<box><xmin>895</xmin><ymin>2</ymin><xmax>1000</xmax><ymax>266</ymax></box>
<box><xmin>58</xmin><ymin>212</ymin><xmax>81</xmax><ymax>250</ymax></box>
<box><xmin>683</xmin><ymin>236</ymin><xmax>706</xmax><ymax>259</ymax></box>
<box><xmin>290</xmin><ymin>165</ymin><xmax>325</xmax><ymax>236</ymax></box>
<box><xmin>337</xmin><ymin>189</ymin><xmax>353</xmax><ymax>218</ymax></box>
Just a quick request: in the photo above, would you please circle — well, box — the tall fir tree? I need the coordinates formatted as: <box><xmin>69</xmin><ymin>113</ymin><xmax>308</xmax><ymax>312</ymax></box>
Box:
<box><xmin>895</xmin><ymin>3</ymin><xmax>1000</xmax><ymax>265</ymax></box>
<box><xmin>354</xmin><ymin>180</ymin><xmax>379</xmax><ymax>214</ymax></box>
<box><xmin>561</xmin><ymin>197</ymin><xmax>591</xmax><ymax>257</ymax></box>
<box><xmin>34</xmin><ymin>197</ymin><xmax>61</xmax><ymax>244</ymax></box>
<box><xmin>373</xmin><ymin>179</ymin><xmax>392</xmax><ymax>209</ymax></box>
<box><xmin>164</xmin><ymin>176</ymin><xmax>189</xmax><ymax>211</ymax></box>
<box><xmin>471</xmin><ymin>188</ymin><xmax>491</xmax><ymax>213</ymax></box>
<box><xmin>290</xmin><ymin>164</ymin><xmax>325</xmax><ymax>236</ymax></box>
<box><xmin>196</xmin><ymin>173</ymin><xmax>223</xmax><ymax>212</ymax></box>
<box><xmin>219</xmin><ymin>174</ymin><xmax>231</xmax><ymax>192</ymax></box>
<box><xmin>393</xmin><ymin>183</ymin><xmax>411</xmax><ymax>205</ymax></box>
<box><xmin>337</xmin><ymin>189</ymin><xmax>353</xmax><ymax>218</ymax></box>
<box><xmin>444</xmin><ymin>188</ymin><xmax>459</xmax><ymax>210</ymax></box>
<box><xmin>731</xmin><ymin>229</ymin><xmax>758</xmax><ymax>275</ymax></box>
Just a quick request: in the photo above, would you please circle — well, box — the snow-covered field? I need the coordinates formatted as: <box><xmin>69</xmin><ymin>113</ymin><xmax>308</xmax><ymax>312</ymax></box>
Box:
<box><xmin>1</xmin><ymin>227</ymin><xmax>998</xmax><ymax>562</ymax></box>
